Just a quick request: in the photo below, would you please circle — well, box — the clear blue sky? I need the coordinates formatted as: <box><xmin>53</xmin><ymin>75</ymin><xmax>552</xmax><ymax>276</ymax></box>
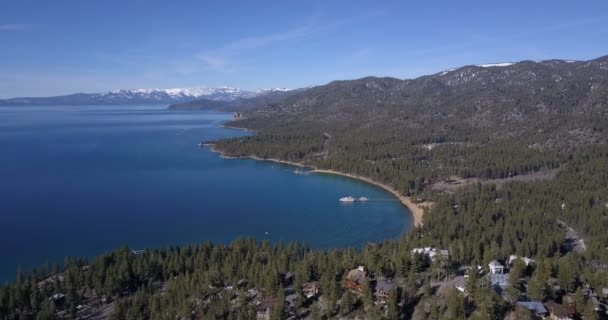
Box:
<box><xmin>1</xmin><ymin>0</ymin><xmax>607</xmax><ymax>98</ymax></box>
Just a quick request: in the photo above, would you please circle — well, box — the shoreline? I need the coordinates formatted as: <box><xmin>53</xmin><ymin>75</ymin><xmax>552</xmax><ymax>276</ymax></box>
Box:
<box><xmin>222</xmin><ymin>124</ymin><xmax>258</xmax><ymax>133</ymax></box>
<box><xmin>207</xmin><ymin>144</ymin><xmax>429</xmax><ymax>227</ymax></box>
<box><xmin>311</xmin><ymin>169</ymin><xmax>429</xmax><ymax>227</ymax></box>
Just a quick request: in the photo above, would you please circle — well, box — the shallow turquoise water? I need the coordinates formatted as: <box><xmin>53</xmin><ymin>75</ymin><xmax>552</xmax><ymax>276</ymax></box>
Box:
<box><xmin>0</xmin><ymin>105</ymin><xmax>411</xmax><ymax>282</ymax></box>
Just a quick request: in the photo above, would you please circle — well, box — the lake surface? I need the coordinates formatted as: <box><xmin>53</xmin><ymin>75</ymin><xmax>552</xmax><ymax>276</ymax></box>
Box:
<box><xmin>0</xmin><ymin>105</ymin><xmax>411</xmax><ymax>282</ymax></box>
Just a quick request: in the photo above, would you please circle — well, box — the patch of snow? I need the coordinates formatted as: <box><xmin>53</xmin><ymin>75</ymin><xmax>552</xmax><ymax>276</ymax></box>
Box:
<box><xmin>254</xmin><ymin>88</ymin><xmax>293</xmax><ymax>94</ymax></box>
<box><xmin>439</xmin><ymin>68</ymin><xmax>456</xmax><ymax>75</ymax></box>
<box><xmin>476</xmin><ymin>62</ymin><xmax>515</xmax><ymax>68</ymax></box>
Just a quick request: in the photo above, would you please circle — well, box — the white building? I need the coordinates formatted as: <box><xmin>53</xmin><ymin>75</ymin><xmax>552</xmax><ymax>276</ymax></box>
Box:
<box><xmin>508</xmin><ymin>254</ymin><xmax>535</xmax><ymax>266</ymax></box>
<box><xmin>488</xmin><ymin>260</ymin><xmax>504</xmax><ymax>275</ymax></box>
<box><xmin>411</xmin><ymin>247</ymin><xmax>448</xmax><ymax>261</ymax></box>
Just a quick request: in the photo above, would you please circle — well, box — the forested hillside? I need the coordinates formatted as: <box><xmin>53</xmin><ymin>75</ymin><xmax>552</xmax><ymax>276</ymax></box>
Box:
<box><xmin>2</xmin><ymin>56</ymin><xmax>608</xmax><ymax>319</ymax></box>
<box><xmin>216</xmin><ymin>56</ymin><xmax>608</xmax><ymax>196</ymax></box>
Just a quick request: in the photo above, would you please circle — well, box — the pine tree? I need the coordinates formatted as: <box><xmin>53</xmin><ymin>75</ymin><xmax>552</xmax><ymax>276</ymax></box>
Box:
<box><xmin>271</xmin><ymin>288</ymin><xmax>285</xmax><ymax>320</ymax></box>
<box><xmin>526</xmin><ymin>275</ymin><xmax>546</xmax><ymax>301</ymax></box>
<box><xmin>340</xmin><ymin>290</ymin><xmax>354</xmax><ymax>315</ymax></box>
<box><xmin>581</xmin><ymin>300</ymin><xmax>599</xmax><ymax>320</ymax></box>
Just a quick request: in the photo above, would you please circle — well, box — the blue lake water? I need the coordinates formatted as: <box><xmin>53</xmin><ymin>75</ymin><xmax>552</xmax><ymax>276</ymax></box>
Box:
<box><xmin>0</xmin><ymin>105</ymin><xmax>411</xmax><ymax>282</ymax></box>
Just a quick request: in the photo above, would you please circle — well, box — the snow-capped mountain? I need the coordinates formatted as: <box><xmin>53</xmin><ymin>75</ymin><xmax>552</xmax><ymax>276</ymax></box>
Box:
<box><xmin>0</xmin><ymin>86</ymin><xmax>294</xmax><ymax>106</ymax></box>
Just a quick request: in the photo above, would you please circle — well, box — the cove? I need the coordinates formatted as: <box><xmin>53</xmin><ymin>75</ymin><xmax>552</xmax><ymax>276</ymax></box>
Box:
<box><xmin>0</xmin><ymin>105</ymin><xmax>412</xmax><ymax>282</ymax></box>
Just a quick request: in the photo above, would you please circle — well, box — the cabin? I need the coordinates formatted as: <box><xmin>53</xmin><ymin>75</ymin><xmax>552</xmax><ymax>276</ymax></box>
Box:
<box><xmin>344</xmin><ymin>266</ymin><xmax>367</xmax><ymax>292</ymax></box>
<box><xmin>516</xmin><ymin>301</ymin><xmax>548</xmax><ymax>318</ymax></box>
<box><xmin>488</xmin><ymin>260</ymin><xmax>504</xmax><ymax>275</ymax></box>
<box><xmin>303</xmin><ymin>282</ymin><xmax>320</xmax><ymax>299</ymax></box>
<box><xmin>545</xmin><ymin>301</ymin><xmax>574</xmax><ymax>320</ymax></box>
<box><xmin>374</xmin><ymin>280</ymin><xmax>394</xmax><ymax>301</ymax></box>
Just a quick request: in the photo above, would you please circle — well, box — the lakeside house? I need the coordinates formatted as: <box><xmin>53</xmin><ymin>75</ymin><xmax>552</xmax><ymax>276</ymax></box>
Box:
<box><xmin>516</xmin><ymin>301</ymin><xmax>548</xmax><ymax>318</ymax></box>
<box><xmin>344</xmin><ymin>266</ymin><xmax>367</xmax><ymax>292</ymax></box>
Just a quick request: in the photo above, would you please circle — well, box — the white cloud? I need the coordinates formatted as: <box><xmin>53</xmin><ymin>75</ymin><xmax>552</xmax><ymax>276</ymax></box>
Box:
<box><xmin>196</xmin><ymin>16</ymin><xmax>343</xmax><ymax>71</ymax></box>
<box><xmin>196</xmin><ymin>54</ymin><xmax>230</xmax><ymax>72</ymax></box>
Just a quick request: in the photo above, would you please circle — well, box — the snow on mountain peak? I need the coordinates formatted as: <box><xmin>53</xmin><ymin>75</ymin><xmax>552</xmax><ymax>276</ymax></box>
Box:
<box><xmin>476</xmin><ymin>62</ymin><xmax>515</xmax><ymax>68</ymax></box>
<box><xmin>254</xmin><ymin>88</ymin><xmax>293</xmax><ymax>94</ymax></box>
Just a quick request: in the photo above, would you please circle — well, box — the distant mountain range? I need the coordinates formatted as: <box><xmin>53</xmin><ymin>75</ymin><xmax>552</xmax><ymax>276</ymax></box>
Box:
<box><xmin>168</xmin><ymin>88</ymin><xmax>306</xmax><ymax>112</ymax></box>
<box><xmin>0</xmin><ymin>87</ymin><xmax>294</xmax><ymax>106</ymax></box>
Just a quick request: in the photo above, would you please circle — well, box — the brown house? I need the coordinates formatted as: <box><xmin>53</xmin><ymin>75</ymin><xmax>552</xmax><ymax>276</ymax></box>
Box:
<box><xmin>545</xmin><ymin>301</ymin><xmax>574</xmax><ymax>320</ymax></box>
<box><xmin>343</xmin><ymin>266</ymin><xmax>367</xmax><ymax>292</ymax></box>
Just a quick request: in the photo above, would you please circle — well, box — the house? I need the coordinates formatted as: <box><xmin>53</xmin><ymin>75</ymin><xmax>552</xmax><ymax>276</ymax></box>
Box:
<box><xmin>411</xmin><ymin>247</ymin><xmax>449</xmax><ymax>261</ymax></box>
<box><xmin>545</xmin><ymin>301</ymin><xmax>574</xmax><ymax>320</ymax></box>
<box><xmin>374</xmin><ymin>280</ymin><xmax>394</xmax><ymax>300</ymax></box>
<box><xmin>489</xmin><ymin>273</ymin><xmax>510</xmax><ymax>289</ymax></box>
<box><xmin>302</xmin><ymin>282</ymin><xmax>320</xmax><ymax>299</ymax></box>
<box><xmin>488</xmin><ymin>260</ymin><xmax>504</xmax><ymax>275</ymax></box>
<box><xmin>450</xmin><ymin>276</ymin><xmax>467</xmax><ymax>294</ymax></box>
<box><xmin>563</xmin><ymin>295</ymin><xmax>576</xmax><ymax>315</ymax></box>
<box><xmin>344</xmin><ymin>266</ymin><xmax>367</xmax><ymax>292</ymax></box>
<box><xmin>508</xmin><ymin>255</ymin><xmax>536</xmax><ymax>267</ymax></box>
<box><xmin>517</xmin><ymin>301</ymin><xmax>548</xmax><ymax>318</ymax></box>
<box><xmin>455</xmin><ymin>278</ymin><xmax>466</xmax><ymax>293</ymax></box>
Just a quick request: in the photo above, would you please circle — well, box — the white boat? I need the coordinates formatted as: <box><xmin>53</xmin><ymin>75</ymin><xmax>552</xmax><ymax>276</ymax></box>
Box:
<box><xmin>340</xmin><ymin>196</ymin><xmax>356</xmax><ymax>202</ymax></box>
<box><xmin>358</xmin><ymin>197</ymin><xmax>369</xmax><ymax>202</ymax></box>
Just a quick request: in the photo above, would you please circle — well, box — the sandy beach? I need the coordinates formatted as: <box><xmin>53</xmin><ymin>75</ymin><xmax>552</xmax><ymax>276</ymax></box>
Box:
<box><xmin>208</xmin><ymin>144</ymin><xmax>429</xmax><ymax>227</ymax></box>
<box><xmin>311</xmin><ymin>169</ymin><xmax>430</xmax><ymax>227</ymax></box>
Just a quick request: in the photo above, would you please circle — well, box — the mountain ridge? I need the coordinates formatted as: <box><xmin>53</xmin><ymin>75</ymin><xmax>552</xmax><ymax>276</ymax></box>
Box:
<box><xmin>0</xmin><ymin>87</ymin><xmax>294</xmax><ymax>106</ymax></box>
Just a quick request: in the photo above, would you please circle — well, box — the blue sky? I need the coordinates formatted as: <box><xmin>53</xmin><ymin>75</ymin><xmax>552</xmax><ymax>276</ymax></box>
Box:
<box><xmin>1</xmin><ymin>0</ymin><xmax>607</xmax><ymax>98</ymax></box>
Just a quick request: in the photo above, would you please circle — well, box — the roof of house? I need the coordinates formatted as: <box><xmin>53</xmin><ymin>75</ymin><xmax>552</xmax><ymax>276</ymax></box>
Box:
<box><xmin>517</xmin><ymin>301</ymin><xmax>548</xmax><ymax>314</ymax></box>
<box><xmin>545</xmin><ymin>301</ymin><xmax>571</xmax><ymax>318</ymax></box>
<box><xmin>488</xmin><ymin>260</ymin><xmax>503</xmax><ymax>268</ymax></box>
<box><xmin>346</xmin><ymin>268</ymin><xmax>367</xmax><ymax>284</ymax></box>
<box><xmin>374</xmin><ymin>280</ymin><xmax>394</xmax><ymax>293</ymax></box>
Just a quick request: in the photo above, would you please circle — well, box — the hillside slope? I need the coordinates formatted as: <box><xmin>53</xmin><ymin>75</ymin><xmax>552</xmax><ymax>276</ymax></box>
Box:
<box><xmin>215</xmin><ymin>56</ymin><xmax>608</xmax><ymax>194</ymax></box>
